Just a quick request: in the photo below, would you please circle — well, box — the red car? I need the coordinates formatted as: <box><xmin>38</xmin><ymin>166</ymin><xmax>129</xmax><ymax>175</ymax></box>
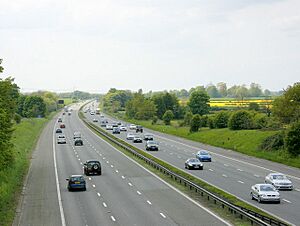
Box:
<box><xmin>60</xmin><ymin>123</ymin><xmax>66</xmax><ymax>129</ymax></box>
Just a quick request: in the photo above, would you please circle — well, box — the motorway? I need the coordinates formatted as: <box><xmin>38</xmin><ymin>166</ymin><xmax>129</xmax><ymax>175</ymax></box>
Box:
<box><xmin>84</xmin><ymin>102</ymin><xmax>300</xmax><ymax>226</ymax></box>
<box><xmin>14</xmin><ymin>103</ymin><xmax>230</xmax><ymax>226</ymax></box>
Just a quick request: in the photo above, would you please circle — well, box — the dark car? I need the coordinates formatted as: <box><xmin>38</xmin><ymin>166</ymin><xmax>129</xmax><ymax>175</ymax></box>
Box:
<box><xmin>112</xmin><ymin>127</ymin><xmax>120</xmax><ymax>134</ymax></box>
<box><xmin>74</xmin><ymin>138</ymin><xmax>83</xmax><ymax>146</ymax></box>
<box><xmin>136</xmin><ymin>125</ymin><xmax>143</xmax><ymax>133</ymax></box>
<box><xmin>84</xmin><ymin>160</ymin><xmax>102</xmax><ymax>176</ymax></box>
<box><xmin>60</xmin><ymin>123</ymin><xmax>66</xmax><ymax>129</ymax></box>
<box><xmin>66</xmin><ymin>175</ymin><xmax>86</xmax><ymax>191</ymax></box>
<box><xmin>185</xmin><ymin>158</ymin><xmax>204</xmax><ymax>170</ymax></box>
<box><xmin>58</xmin><ymin>118</ymin><xmax>62</xmax><ymax>123</ymax></box>
<box><xmin>145</xmin><ymin>140</ymin><xmax>159</xmax><ymax>151</ymax></box>
<box><xmin>56</xmin><ymin>128</ymin><xmax>62</xmax><ymax>134</ymax></box>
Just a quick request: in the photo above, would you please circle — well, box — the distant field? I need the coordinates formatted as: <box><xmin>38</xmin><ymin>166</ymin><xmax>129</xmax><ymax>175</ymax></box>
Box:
<box><xmin>179</xmin><ymin>97</ymin><xmax>273</xmax><ymax>108</ymax></box>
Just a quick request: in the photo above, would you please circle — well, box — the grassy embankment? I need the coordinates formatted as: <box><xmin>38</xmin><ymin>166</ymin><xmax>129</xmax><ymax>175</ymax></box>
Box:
<box><xmin>0</xmin><ymin>115</ymin><xmax>53</xmax><ymax>226</ymax></box>
<box><xmin>112</xmin><ymin>111</ymin><xmax>300</xmax><ymax>168</ymax></box>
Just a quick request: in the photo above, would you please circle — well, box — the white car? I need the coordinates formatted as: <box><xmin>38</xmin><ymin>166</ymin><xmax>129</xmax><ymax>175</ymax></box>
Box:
<box><xmin>129</xmin><ymin>124</ymin><xmax>136</xmax><ymax>130</ymax></box>
<box><xmin>93</xmin><ymin>118</ymin><xmax>98</xmax><ymax>122</ymax></box>
<box><xmin>126</xmin><ymin>133</ymin><xmax>135</xmax><ymax>140</ymax></box>
<box><xmin>265</xmin><ymin>173</ymin><xmax>293</xmax><ymax>190</ymax></box>
<box><xmin>106</xmin><ymin>124</ymin><xmax>113</xmax><ymax>130</ymax></box>
<box><xmin>250</xmin><ymin>184</ymin><xmax>280</xmax><ymax>203</ymax></box>
<box><xmin>120</xmin><ymin>126</ymin><xmax>127</xmax><ymax>131</ymax></box>
<box><xmin>57</xmin><ymin>135</ymin><xmax>66</xmax><ymax>144</ymax></box>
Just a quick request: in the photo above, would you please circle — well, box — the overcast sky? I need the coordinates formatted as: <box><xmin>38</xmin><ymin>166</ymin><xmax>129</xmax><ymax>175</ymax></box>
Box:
<box><xmin>1</xmin><ymin>0</ymin><xmax>299</xmax><ymax>93</ymax></box>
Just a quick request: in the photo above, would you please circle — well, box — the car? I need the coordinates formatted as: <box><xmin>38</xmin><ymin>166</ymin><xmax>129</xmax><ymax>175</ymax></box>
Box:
<box><xmin>106</xmin><ymin>124</ymin><xmax>113</xmax><ymax>130</ymax></box>
<box><xmin>60</xmin><ymin>123</ymin><xmax>66</xmax><ymax>129</ymax></box>
<box><xmin>74</xmin><ymin>138</ymin><xmax>83</xmax><ymax>146</ymax></box>
<box><xmin>66</xmin><ymin>175</ymin><xmax>86</xmax><ymax>191</ymax></box>
<box><xmin>144</xmin><ymin>133</ymin><xmax>154</xmax><ymax>141</ymax></box>
<box><xmin>56</xmin><ymin>128</ymin><xmax>62</xmax><ymax>134</ymax></box>
<box><xmin>100</xmin><ymin>122</ymin><xmax>107</xmax><ymax>127</ymax></box>
<box><xmin>196</xmin><ymin>150</ymin><xmax>212</xmax><ymax>162</ymax></box>
<box><xmin>93</xmin><ymin>118</ymin><xmax>98</xmax><ymax>122</ymax></box>
<box><xmin>57</xmin><ymin>135</ymin><xmax>67</xmax><ymax>144</ymax></box>
<box><xmin>73</xmin><ymin>132</ymin><xmax>81</xmax><ymax>139</ymax></box>
<box><xmin>112</xmin><ymin>123</ymin><xmax>118</xmax><ymax>127</ymax></box>
<box><xmin>129</xmin><ymin>124</ymin><xmax>136</xmax><ymax>130</ymax></box>
<box><xmin>120</xmin><ymin>126</ymin><xmax>127</xmax><ymax>131</ymax></box>
<box><xmin>90</xmin><ymin>111</ymin><xmax>95</xmax><ymax>115</ymax></box>
<box><xmin>250</xmin><ymin>184</ymin><xmax>280</xmax><ymax>203</ymax></box>
<box><xmin>126</xmin><ymin>133</ymin><xmax>135</xmax><ymax>140</ymax></box>
<box><xmin>84</xmin><ymin>160</ymin><xmax>102</xmax><ymax>176</ymax></box>
<box><xmin>185</xmin><ymin>158</ymin><xmax>204</xmax><ymax>170</ymax></box>
<box><xmin>58</xmin><ymin>118</ymin><xmax>62</xmax><ymax>123</ymax></box>
<box><xmin>100</xmin><ymin>115</ymin><xmax>104</xmax><ymax>118</ymax></box>
<box><xmin>145</xmin><ymin>140</ymin><xmax>159</xmax><ymax>151</ymax></box>
<box><xmin>117</xmin><ymin>122</ymin><xmax>122</xmax><ymax>125</ymax></box>
<box><xmin>136</xmin><ymin>125</ymin><xmax>143</xmax><ymax>133</ymax></box>
<box><xmin>112</xmin><ymin>127</ymin><xmax>120</xmax><ymax>134</ymax></box>
<box><xmin>133</xmin><ymin>135</ymin><xmax>143</xmax><ymax>143</ymax></box>
<box><xmin>265</xmin><ymin>173</ymin><xmax>293</xmax><ymax>190</ymax></box>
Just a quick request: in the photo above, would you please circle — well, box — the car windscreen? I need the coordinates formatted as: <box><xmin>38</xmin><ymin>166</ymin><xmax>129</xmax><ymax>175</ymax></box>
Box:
<box><xmin>189</xmin><ymin>159</ymin><xmax>199</xmax><ymax>163</ymax></box>
<box><xmin>71</xmin><ymin>176</ymin><xmax>84</xmax><ymax>182</ymax></box>
<box><xmin>272</xmin><ymin>175</ymin><xmax>286</xmax><ymax>180</ymax></box>
<box><xmin>87</xmin><ymin>162</ymin><xmax>100</xmax><ymax>167</ymax></box>
<box><xmin>200</xmin><ymin>151</ymin><xmax>209</xmax><ymax>155</ymax></box>
<box><xmin>260</xmin><ymin>185</ymin><xmax>275</xmax><ymax>191</ymax></box>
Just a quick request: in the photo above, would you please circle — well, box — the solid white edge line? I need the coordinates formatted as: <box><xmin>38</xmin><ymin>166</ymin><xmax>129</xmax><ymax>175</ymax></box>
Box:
<box><xmin>53</xmin><ymin>122</ymin><xmax>66</xmax><ymax>226</ymax></box>
<box><xmin>80</xmin><ymin>119</ymin><xmax>232</xmax><ymax>226</ymax></box>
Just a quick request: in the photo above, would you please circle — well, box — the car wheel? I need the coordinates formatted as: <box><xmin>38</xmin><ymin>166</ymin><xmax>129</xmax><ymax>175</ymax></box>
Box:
<box><xmin>258</xmin><ymin>196</ymin><xmax>262</xmax><ymax>203</ymax></box>
<box><xmin>99</xmin><ymin>171</ymin><xmax>102</xmax><ymax>175</ymax></box>
<box><xmin>250</xmin><ymin>192</ymin><xmax>255</xmax><ymax>200</ymax></box>
<box><xmin>83</xmin><ymin>187</ymin><xmax>86</xmax><ymax>191</ymax></box>
<box><xmin>277</xmin><ymin>200</ymin><xmax>281</xmax><ymax>204</ymax></box>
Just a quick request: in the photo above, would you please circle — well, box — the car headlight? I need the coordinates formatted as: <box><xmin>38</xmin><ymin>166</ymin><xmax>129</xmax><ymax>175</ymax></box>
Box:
<box><xmin>261</xmin><ymin>194</ymin><xmax>266</xmax><ymax>197</ymax></box>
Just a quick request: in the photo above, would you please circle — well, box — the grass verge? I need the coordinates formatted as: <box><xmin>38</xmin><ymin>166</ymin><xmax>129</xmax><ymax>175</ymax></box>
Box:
<box><xmin>79</xmin><ymin>111</ymin><xmax>288</xmax><ymax>226</ymax></box>
<box><xmin>0</xmin><ymin>113</ymin><xmax>54</xmax><ymax>226</ymax></box>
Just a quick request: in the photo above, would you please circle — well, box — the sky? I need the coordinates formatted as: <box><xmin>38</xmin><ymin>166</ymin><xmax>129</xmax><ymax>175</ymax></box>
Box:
<box><xmin>0</xmin><ymin>0</ymin><xmax>300</xmax><ymax>93</ymax></box>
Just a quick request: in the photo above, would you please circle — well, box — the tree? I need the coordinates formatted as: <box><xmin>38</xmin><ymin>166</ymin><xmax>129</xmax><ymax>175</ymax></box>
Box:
<box><xmin>190</xmin><ymin>114</ymin><xmax>201</xmax><ymax>132</ymax></box>
<box><xmin>163</xmin><ymin>110</ymin><xmax>174</xmax><ymax>125</ymax></box>
<box><xmin>285</xmin><ymin>122</ymin><xmax>300</xmax><ymax>156</ymax></box>
<box><xmin>22</xmin><ymin>96</ymin><xmax>46</xmax><ymax>118</ymax></box>
<box><xmin>272</xmin><ymin>83</ymin><xmax>300</xmax><ymax>124</ymax></box>
<box><xmin>183</xmin><ymin>111</ymin><xmax>193</xmax><ymax>126</ymax></box>
<box><xmin>188</xmin><ymin>90</ymin><xmax>210</xmax><ymax>115</ymax></box>
<box><xmin>248</xmin><ymin>83</ymin><xmax>263</xmax><ymax>97</ymax></box>
<box><xmin>217</xmin><ymin>82</ymin><xmax>227</xmax><ymax>97</ymax></box>
<box><xmin>0</xmin><ymin>59</ymin><xmax>3</xmax><ymax>73</ymax></box>
<box><xmin>206</xmin><ymin>85</ymin><xmax>221</xmax><ymax>98</ymax></box>
<box><xmin>151</xmin><ymin>92</ymin><xmax>180</xmax><ymax>119</ymax></box>
<box><xmin>228</xmin><ymin>110</ymin><xmax>253</xmax><ymax>130</ymax></box>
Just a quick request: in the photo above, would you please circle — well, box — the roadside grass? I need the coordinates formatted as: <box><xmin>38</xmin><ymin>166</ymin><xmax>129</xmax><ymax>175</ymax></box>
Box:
<box><xmin>0</xmin><ymin>114</ymin><xmax>54</xmax><ymax>226</ymax></box>
<box><xmin>110</xmin><ymin>115</ymin><xmax>300</xmax><ymax>169</ymax></box>
<box><xmin>79</xmin><ymin>111</ymin><xmax>285</xmax><ymax>226</ymax></box>
<box><xmin>61</xmin><ymin>98</ymin><xmax>74</xmax><ymax>106</ymax></box>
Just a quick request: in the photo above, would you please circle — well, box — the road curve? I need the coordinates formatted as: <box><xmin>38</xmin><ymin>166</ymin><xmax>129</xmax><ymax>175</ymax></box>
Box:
<box><xmin>14</xmin><ymin>104</ymin><xmax>229</xmax><ymax>226</ymax></box>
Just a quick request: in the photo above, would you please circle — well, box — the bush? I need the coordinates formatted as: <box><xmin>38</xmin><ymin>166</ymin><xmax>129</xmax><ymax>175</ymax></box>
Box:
<box><xmin>214</xmin><ymin>111</ymin><xmax>230</xmax><ymax>128</ymax></box>
<box><xmin>266</xmin><ymin>118</ymin><xmax>282</xmax><ymax>129</ymax></box>
<box><xmin>14</xmin><ymin>113</ymin><xmax>22</xmax><ymax>124</ymax></box>
<box><xmin>228</xmin><ymin>110</ymin><xmax>253</xmax><ymax>130</ymax></box>
<box><xmin>285</xmin><ymin>122</ymin><xmax>300</xmax><ymax>156</ymax></box>
<box><xmin>163</xmin><ymin>110</ymin><xmax>174</xmax><ymax>125</ymax></box>
<box><xmin>152</xmin><ymin>116</ymin><xmax>158</xmax><ymax>125</ymax></box>
<box><xmin>183</xmin><ymin>111</ymin><xmax>193</xmax><ymax>126</ymax></box>
<box><xmin>208</xmin><ymin>116</ymin><xmax>215</xmax><ymax>129</ymax></box>
<box><xmin>200</xmin><ymin>115</ymin><xmax>209</xmax><ymax>127</ymax></box>
<box><xmin>248</xmin><ymin>102</ymin><xmax>260</xmax><ymax>111</ymax></box>
<box><xmin>190</xmin><ymin>114</ymin><xmax>201</xmax><ymax>132</ymax></box>
<box><xmin>260</xmin><ymin>132</ymin><xmax>285</xmax><ymax>151</ymax></box>
<box><xmin>253</xmin><ymin>114</ymin><xmax>268</xmax><ymax>129</ymax></box>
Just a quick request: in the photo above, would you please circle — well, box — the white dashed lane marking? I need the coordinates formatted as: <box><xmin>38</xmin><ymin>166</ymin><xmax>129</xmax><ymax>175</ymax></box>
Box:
<box><xmin>224</xmin><ymin>164</ymin><xmax>228</xmax><ymax>167</ymax></box>
<box><xmin>89</xmin><ymin>177</ymin><xmax>91</xmax><ymax>180</ymax></box>
<box><xmin>160</xmin><ymin>213</ymin><xmax>166</xmax><ymax>218</ymax></box>
<box><xmin>115</xmin><ymin>170</ymin><xmax>119</xmax><ymax>173</ymax></box>
<box><xmin>128</xmin><ymin>183</ymin><xmax>133</xmax><ymax>187</ymax></box>
<box><xmin>238</xmin><ymin>181</ymin><xmax>245</xmax><ymax>184</ymax></box>
<box><xmin>121</xmin><ymin>176</ymin><xmax>125</xmax><ymax>179</ymax></box>
<box><xmin>97</xmin><ymin>192</ymin><xmax>101</xmax><ymax>197</ymax></box>
<box><xmin>254</xmin><ymin>174</ymin><xmax>260</xmax><ymax>178</ymax></box>
<box><xmin>237</xmin><ymin>169</ymin><xmax>243</xmax><ymax>172</ymax></box>
<box><xmin>283</xmin><ymin>199</ymin><xmax>291</xmax><ymax>203</ymax></box>
<box><xmin>222</xmin><ymin>174</ymin><xmax>228</xmax><ymax>177</ymax></box>
<box><xmin>295</xmin><ymin>188</ymin><xmax>300</xmax><ymax>192</ymax></box>
<box><xmin>92</xmin><ymin>184</ymin><xmax>96</xmax><ymax>188</ymax></box>
<box><xmin>111</xmin><ymin>216</ymin><xmax>116</xmax><ymax>222</ymax></box>
<box><xmin>137</xmin><ymin>191</ymin><xmax>141</xmax><ymax>195</ymax></box>
<box><xmin>209</xmin><ymin>169</ymin><xmax>214</xmax><ymax>172</ymax></box>
<box><xmin>147</xmin><ymin>200</ymin><xmax>152</xmax><ymax>205</ymax></box>
<box><xmin>103</xmin><ymin>202</ymin><xmax>107</xmax><ymax>208</ymax></box>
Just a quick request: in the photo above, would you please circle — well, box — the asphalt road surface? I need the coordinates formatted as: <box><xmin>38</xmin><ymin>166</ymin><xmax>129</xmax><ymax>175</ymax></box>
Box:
<box><xmin>14</xmin><ymin>103</ymin><xmax>230</xmax><ymax>226</ymax></box>
<box><xmin>85</xmin><ymin>101</ymin><xmax>300</xmax><ymax>226</ymax></box>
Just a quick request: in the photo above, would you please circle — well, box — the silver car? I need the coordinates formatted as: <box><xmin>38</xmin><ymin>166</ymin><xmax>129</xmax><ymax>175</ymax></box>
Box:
<box><xmin>250</xmin><ymin>184</ymin><xmax>280</xmax><ymax>203</ymax></box>
<box><xmin>57</xmin><ymin>135</ymin><xmax>67</xmax><ymax>144</ymax></box>
<box><xmin>265</xmin><ymin>173</ymin><xmax>293</xmax><ymax>190</ymax></box>
<box><xmin>126</xmin><ymin>133</ymin><xmax>135</xmax><ymax>140</ymax></box>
